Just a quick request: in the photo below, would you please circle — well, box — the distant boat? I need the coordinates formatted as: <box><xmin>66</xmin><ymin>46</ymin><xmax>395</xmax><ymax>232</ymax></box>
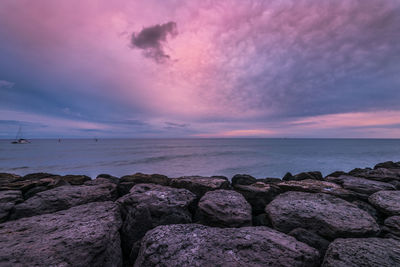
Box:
<box><xmin>11</xmin><ymin>126</ymin><xmax>30</xmax><ymax>144</ymax></box>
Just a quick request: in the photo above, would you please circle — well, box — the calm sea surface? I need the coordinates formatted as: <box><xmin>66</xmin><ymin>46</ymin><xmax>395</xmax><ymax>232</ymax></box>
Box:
<box><xmin>1</xmin><ymin>138</ymin><xmax>400</xmax><ymax>179</ymax></box>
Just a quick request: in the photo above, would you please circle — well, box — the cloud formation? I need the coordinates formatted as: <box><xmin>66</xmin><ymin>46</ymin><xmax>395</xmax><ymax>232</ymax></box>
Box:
<box><xmin>131</xmin><ymin>21</ymin><xmax>178</xmax><ymax>62</ymax></box>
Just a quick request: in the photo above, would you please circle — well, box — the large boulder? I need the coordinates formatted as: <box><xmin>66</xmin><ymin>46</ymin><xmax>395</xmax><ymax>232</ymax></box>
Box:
<box><xmin>196</xmin><ymin>189</ymin><xmax>252</xmax><ymax>227</ymax></box>
<box><xmin>265</xmin><ymin>191</ymin><xmax>379</xmax><ymax>239</ymax></box>
<box><xmin>233</xmin><ymin>182</ymin><xmax>280</xmax><ymax>214</ymax></box>
<box><xmin>0</xmin><ymin>201</ymin><xmax>122</xmax><ymax>267</ymax></box>
<box><xmin>135</xmin><ymin>224</ymin><xmax>320</xmax><ymax>267</ymax></box>
<box><xmin>0</xmin><ymin>190</ymin><xmax>23</xmax><ymax>222</ymax></box>
<box><xmin>0</xmin><ymin>173</ymin><xmax>22</xmax><ymax>186</ymax></box>
<box><xmin>288</xmin><ymin>228</ymin><xmax>330</xmax><ymax>257</ymax></box>
<box><xmin>283</xmin><ymin>171</ymin><xmax>323</xmax><ymax>181</ymax></box>
<box><xmin>61</xmin><ymin>174</ymin><xmax>91</xmax><ymax>185</ymax></box>
<box><xmin>169</xmin><ymin>176</ymin><xmax>230</xmax><ymax>197</ymax></box>
<box><xmin>369</xmin><ymin>190</ymin><xmax>400</xmax><ymax>216</ymax></box>
<box><xmin>118</xmin><ymin>173</ymin><xmax>169</xmax><ymax>196</ymax></box>
<box><xmin>276</xmin><ymin>179</ymin><xmax>357</xmax><ymax>201</ymax></box>
<box><xmin>322</xmin><ymin>238</ymin><xmax>400</xmax><ymax>267</ymax></box>
<box><xmin>374</xmin><ymin>161</ymin><xmax>400</xmax><ymax>169</ymax></box>
<box><xmin>383</xmin><ymin>216</ymin><xmax>400</xmax><ymax>238</ymax></box>
<box><xmin>10</xmin><ymin>183</ymin><xmax>117</xmax><ymax>220</ymax></box>
<box><xmin>349</xmin><ymin>168</ymin><xmax>400</xmax><ymax>183</ymax></box>
<box><xmin>231</xmin><ymin>174</ymin><xmax>257</xmax><ymax>186</ymax></box>
<box><xmin>117</xmin><ymin>183</ymin><xmax>196</xmax><ymax>265</ymax></box>
<box><xmin>326</xmin><ymin>175</ymin><xmax>395</xmax><ymax>199</ymax></box>
<box><xmin>0</xmin><ymin>175</ymin><xmax>67</xmax><ymax>198</ymax></box>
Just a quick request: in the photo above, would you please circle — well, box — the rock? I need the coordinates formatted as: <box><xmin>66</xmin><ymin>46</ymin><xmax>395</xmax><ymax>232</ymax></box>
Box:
<box><xmin>283</xmin><ymin>171</ymin><xmax>323</xmax><ymax>181</ymax></box>
<box><xmin>169</xmin><ymin>176</ymin><xmax>230</xmax><ymax>197</ymax></box>
<box><xmin>0</xmin><ymin>201</ymin><xmax>122</xmax><ymax>267</ymax></box>
<box><xmin>288</xmin><ymin>228</ymin><xmax>330</xmax><ymax>257</ymax></box>
<box><xmin>84</xmin><ymin>177</ymin><xmax>115</xmax><ymax>186</ymax></box>
<box><xmin>0</xmin><ymin>175</ymin><xmax>67</xmax><ymax>196</ymax></box>
<box><xmin>96</xmin><ymin>173</ymin><xmax>120</xmax><ymax>184</ymax></box>
<box><xmin>265</xmin><ymin>191</ymin><xmax>379</xmax><ymax>239</ymax></box>
<box><xmin>325</xmin><ymin>171</ymin><xmax>347</xmax><ymax>178</ymax></box>
<box><xmin>276</xmin><ymin>179</ymin><xmax>358</xmax><ymax>201</ymax></box>
<box><xmin>135</xmin><ymin>224</ymin><xmax>320</xmax><ymax>267</ymax></box>
<box><xmin>0</xmin><ymin>190</ymin><xmax>23</xmax><ymax>222</ymax></box>
<box><xmin>259</xmin><ymin>177</ymin><xmax>282</xmax><ymax>184</ymax></box>
<box><xmin>0</xmin><ymin>173</ymin><xmax>22</xmax><ymax>185</ymax></box>
<box><xmin>326</xmin><ymin>175</ymin><xmax>395</xmax><ymax>199</ymax></box>
<box><xmin>351</xmin><ymin>200</ymin><xmax>381</xmax><ymax>221</ymax></box>
<box><xmin>61</xmin><ymin>174</ymin><xmax>91</xmax><ymax>185</ymax></box>
<box><xmin>369</xmin><ymin>190</ymin><xmax>400</xmax><ymax>216</ymax></box>
<box><xmin>196</xmin><ymin>189</ymin><xmax>252</xmax><ymax>227</ymax></box>
<box><xmin>374</xmin><ymin>161</ymin><xmax>400</xmax><ymax>169</ymax></box>
<box><xmin>118</xmin><ymin>173</ymin><xmax>169</xmax><ymax>196</ymax></box>
<box><xmin>117</xmin><ymin>183</ymin><xmax>196</xmax><ymax>265</ymax></box>
<box><xmin>233</xmin><ymin>182</ymin><xmax>280</xmax><ymax>214</ymax></box>
<box><xmin>383</xmin><ymin>216</ymin><xmax>400</xmax><ymax>237</ymax></box>
<box><xmin>22</xmin><ymin>172</ymin><xmax>57</xmax><ymax>180</ymax></box>
<box><xmin>322</xmin><ymin>238</ymin><xmax>400</xmax><ymax>267</ymax></box>
<box><xmin>231</xmin><ymin>174</ymin><xmax>257</xmax><ymax>186</ymax></box>
<box><xmin>10</xmin><ymin>183</ymin><xmax>117</xmax><ymax>220</ymax></box>
<box><xmin>349</xmin><ymin>168</ymin><xmax>400</xmax><ymax>183</ymax></box>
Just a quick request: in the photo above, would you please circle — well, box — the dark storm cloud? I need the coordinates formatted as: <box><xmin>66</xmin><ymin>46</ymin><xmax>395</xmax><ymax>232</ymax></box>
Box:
<box><xmin>131</xmin><ymin>21</ymin><xmax>177</xmax><ymax>63</ymax></box>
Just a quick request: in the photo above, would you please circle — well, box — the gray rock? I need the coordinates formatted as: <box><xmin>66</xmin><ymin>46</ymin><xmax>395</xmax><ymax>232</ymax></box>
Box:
<box><xmin>283</xmin><ymin>171</ymin><xmax>323</xmax><ymax>181</ymax></box>
<box><xmin>118</xmin><ymin>173</ymin><xmax>169</xmax><ymax>196</ymax></box>
<box><xmin>0</xmin><ymin>190</ymin><xmax>23</xmax><ymax>222</ymax></box>
<box><xmin>197</xmin><ymin>189</ymin><xmax>252</xmax><ymax>227</ymax></box>
<box><xmin>135</xmin><ymin>224</ymin><xmax>320</xmax><ymax>267</ymax></box>
<box><xmin>0</xmin><ymin>201</ymin><xmax>122</xmax><ymax>267</ymax></box>
<box><xmin>10</xmin><ymin>183</ymin><xmax>117</xmax><ymax>220</ymax></box>
<box><xmin>0</xmin><ymin>175</ymin><xmax>67</xmax><ymax>197</ymax></box>
<box><xmin>61</xmin><ymin>175</ymin><xmax>91</xmax><ymax>185</ymax></box>
<box><xmin>374</xmin><ymin>161</ymin><xmax>400</xmax><ymax>169</ymax></box>
<box><xmin>169</xmin><ymin>176</ymin><xmax>230</xmax><ymax>197</ymax></box>
<box><xmin>233</xmin><ymin>182</ymin><xmax>280</xmax><ymax>214</ymax></box>
<box><xmin>350</xmin><ymin>168</ymin><xmax>400</xmax><ymax>183</ymax></box>
<box><xmin>96</xmin><ymin>174</ymin><xmax>120</xmax><ymax>184</ymax></box>
<box><xmin>231</xmin><ymin>174</ymin><xmax>257</xmax><ymax>186</ymax></box>
<box><xmin>0</xmin><ymin>173</ymin><xmax>22</xmax><ymax>186</ymax></box>
<box><xmin>266</xmin><ymin>191</ymin><xmax>379</xmax><ymax>239</ymax></box>
<box><xmin>326</xmin><ymin>175</ymin><xmax>395</xmax><ymax>199</ymax></box>
<box><xmin>322</xmin><ymin>238</ymin><xmax>400</xmax><ymax>267</ymax></box>
<box><xmin>288</xmin><ymin>228</ymin><xmax>330</xmax><ymax>257</ymax></box>
<box><xmin>369</xmin><ymin>190</ymin><xmax>400</xmax><ymax>216</ymax></box>
<box><xmin>276</xmin><ymin>179</ymin><xmax>358</xmax><ymax>201</ymax></box>
<box><xmin>383</xmin><ymin>216</ymin><xmax>400</xmax><ymax>237</ymax></box>
<box><xmin>351</xmin><ymin>200</ymin><xmax>381</xmax><ymax>221</ymax></box>
<box><xmin>117</xmin><ymin>183</ymin><xmax>196</xmax><ymax>265</ymax></box>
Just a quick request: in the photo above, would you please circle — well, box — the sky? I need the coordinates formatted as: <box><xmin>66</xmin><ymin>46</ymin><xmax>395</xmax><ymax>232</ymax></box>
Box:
<box><xmin>1</xmin><ymin>0</ymin><xmax>400</xmax><ymax>138</ymax></box>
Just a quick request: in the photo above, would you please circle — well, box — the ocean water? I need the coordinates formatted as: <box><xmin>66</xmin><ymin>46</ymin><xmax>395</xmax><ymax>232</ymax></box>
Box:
<box><xmin>0</xmin><ymin>138</ymin><xmax>400</xmax><ymax>179</ymax></box>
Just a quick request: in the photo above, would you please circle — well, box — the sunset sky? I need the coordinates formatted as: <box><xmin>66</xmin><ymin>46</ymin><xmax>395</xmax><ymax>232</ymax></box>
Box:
<box><xmin>1</xmin><ymin>0</ymin><xmax>400</xmax><ymax>138</ymax></box>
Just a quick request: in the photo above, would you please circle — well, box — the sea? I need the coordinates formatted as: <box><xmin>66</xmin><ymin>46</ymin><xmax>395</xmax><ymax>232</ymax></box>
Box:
<box><xmin>1</xmin><ymin>138</ymin><xmax>400</xmax><ymax>179</ymax></box>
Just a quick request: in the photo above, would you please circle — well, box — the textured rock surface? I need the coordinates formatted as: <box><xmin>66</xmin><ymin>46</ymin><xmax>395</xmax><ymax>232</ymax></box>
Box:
<box><xmin>369</xmin><ymin>190</ymin><xmax>400</xmax><ymax>216</ymax></box>
<box><xmin>0</xmin><ymin>201</ymin><xmax>122</xmax><ymax>267</ymax></box>
<box><xmin>61</xmin><ymin>175</ymin><xmax>91</xmax><ymax>185</ymax></box>
<box><xmin>135</xmin><ymin>224</ymin><xmax>320</xmax><ymax>267</ymax></box>
<box><xmin>118</xmin><ymin>173</ymin><xmax>169</xmax><ymax>196</ymax></box>
<box><xmin>10</xmin><ymin>183</ymin><xmax>117</xmax><ymax>220</ymax></box>
<box><xmin>266</xmin><ymin>191</ymin><xmax>379</xmax><ymax>239</ymax></box>
<box><xmin>276</xmin><ymin>179</ymin><xmax>357</xmax><ymax>200</ymax></box>
<box><xmin>283</xmin><ymin>171</ymin><xmax>323</xmax><ymax>181</ymax></box>
<box><xmin>383</xmin><ymin>216</ymin><xmax>400</xmax><ymax>237</ymax></box>
<box><xmin>233</xmin><ymin>182</ymin><xmax>280</xmax><ymax>214</ymax></box>
<box><xmin>288</xmin><ymin>228</ymin><xmax>330</xmax><ymax>257</ymax></box>
<box><xmin>326</xmin><ymin>175</ymin><xmax>395</xmax><ymax>199</ymax></box>
<box><xmin>0</xmin><ymin>190</ymin><xmax>23</xmax><ymax>222</ymax></box>
<box><xmin>374</xmin><ymin>161</ymin><xmax>400</xmax><ymax>169</ymax></box>
<box><xmin>0</xmin><ymin>175</ymin><xmax>67</xmax><ymax>197</ymax></box>
<box><xmin>322</xmin><ymin>238</ymin><xmax>400</xmax><ymax>267</ymax></box>
<box><xmin>231</xmin><ymin>174</ymin><xmax>257</xmax><ymax>186</ymax></box>
<box><xmin>197</xmin><ymin>189</ymin><xmax>252</xmax><ymax>227</ymax></box>
<box><xmin>169</xmin><ymin>176</ymin><xmax>230</xmax><ymax>197</ymax></box>
<box><xmin>349</xmin><ymin>168</ymin><xmax>400</xmax><ymax>183</ymax></box>
<box><xmin>117</xmin><ymin>183</ymin><xmax>196</xmax><ymax>264</ymax></box>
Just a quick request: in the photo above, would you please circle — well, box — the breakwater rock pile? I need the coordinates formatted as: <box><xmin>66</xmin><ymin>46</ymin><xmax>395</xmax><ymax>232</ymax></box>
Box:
<box><xmin>1</xmin><ymin>161</ymin><xmax>400</xmax><ymax>266</ymax></box>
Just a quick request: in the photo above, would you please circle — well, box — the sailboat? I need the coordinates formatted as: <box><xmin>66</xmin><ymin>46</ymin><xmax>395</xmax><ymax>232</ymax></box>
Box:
<box><xmin>11</xmin><ymin>126</ymin><xmax>30</xmax><ymax>144</ymax></box>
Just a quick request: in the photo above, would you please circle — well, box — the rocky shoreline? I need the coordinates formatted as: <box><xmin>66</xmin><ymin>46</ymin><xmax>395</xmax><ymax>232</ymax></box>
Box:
<box><xmin>1</xmin><ymin>161</ymin><xmax>400</xmax><ymax>266</ymax></box>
